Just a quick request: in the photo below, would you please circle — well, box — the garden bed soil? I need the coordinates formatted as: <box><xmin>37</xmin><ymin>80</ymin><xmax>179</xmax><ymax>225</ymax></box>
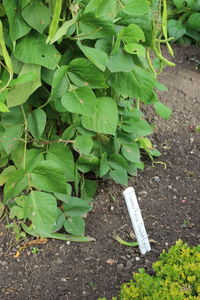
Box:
<box><xmin>0</xmin><ymin>45</ymin><xmax>200</xmax><ymax>300</ymax></box>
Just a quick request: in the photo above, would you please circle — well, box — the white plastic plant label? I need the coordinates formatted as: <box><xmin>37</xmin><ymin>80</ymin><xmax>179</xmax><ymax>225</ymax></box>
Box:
<box><xmin>123</xmin><ymin>187</ymin><xmax>151</xmax><ymax>255</ymax></box>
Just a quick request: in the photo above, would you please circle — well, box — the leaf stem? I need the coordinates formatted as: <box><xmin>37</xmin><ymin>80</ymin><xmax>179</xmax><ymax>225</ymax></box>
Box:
<box><xmin>21</xmin><ymin>105</ymin><xmax>28</xmax><ymax>169</ymax></box>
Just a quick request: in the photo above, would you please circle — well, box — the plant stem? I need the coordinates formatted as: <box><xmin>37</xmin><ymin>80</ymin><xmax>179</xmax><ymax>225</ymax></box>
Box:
<box><xmin>21</xmin><ymin>105</ymin><xmax>28</xmax><ymax>169</ymax></box>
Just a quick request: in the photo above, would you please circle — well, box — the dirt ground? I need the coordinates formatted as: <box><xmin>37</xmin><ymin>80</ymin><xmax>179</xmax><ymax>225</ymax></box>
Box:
<box><xmin>0</xmin><ymin>45</ymin><xmax>200</xmax><ymax>300</ymax></box>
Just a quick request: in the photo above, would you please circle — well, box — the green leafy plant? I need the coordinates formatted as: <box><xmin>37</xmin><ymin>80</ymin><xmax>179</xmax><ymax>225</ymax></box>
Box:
<box><xmin>0</xmin><ymin>0</ymin><xmax>173</xmax><ymax>240</ymax></box>
<box><xmin>98</xmin><ymin>240</ymin><xmax>200</xmax><ymax>300</ymax></box>
<box><xmin>168</xmin><ymin>0</ymin><xmax>200</xmax><ymax>44</ymax></box>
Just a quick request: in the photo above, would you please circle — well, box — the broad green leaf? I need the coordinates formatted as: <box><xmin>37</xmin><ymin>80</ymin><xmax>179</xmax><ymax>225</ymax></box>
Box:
<box><xmin>127</xmin><ymin>162</ymin><xmax>144</xmax><ymax>176</ymax></box>
<box><xmin>76</xmin><ymin>155</ymin><xmax>99</xmax><ymax>173</ymax></box>
<box><xmin>81</xmin><ymin>97</ymin><xmax>118</xmax><ymax>135</ymax></box>
<box><xmin>62</xmin><ymin>126</ymin><xmax>75</xmax><ymax>140</ymax></box>
<box><xmin>9</xmin><ymin>206</ymin><xmax>24</xmax><ymax>219</ymax></box>
<box><xmin>24</xmin><ymin>191</ymin><xmax>57</xmax><ymax>236</ymax></box>
<box><xmin>122</xmin><ymin>143</ymin><xmax>140</xmax><ymax>162</ymax></box>
<box><xmin>50</xmin><ymin>16</ymin><xmax>77</xmax><ymax>44</ymax></box>
<box><xmin>124</xmin><ymin>43</ymin><xmax>145</xmax><ymax>56</ymax></box>
<box><xmin>79</xmin><ymin>13</ymin><xmax>116</xmax><ymax>39</ymax></box>
<box><xmin>123</xmin><ymin>0</ymin><xmax>149</xmax><ymax>16</ymax></box>
<box><xmin>61</xmin><ymin>87</ymin><xmax>97</xmax><ymax>116</ymax></box>
<box><xmin>84</xmin><ymin>0</ymin><xmax>119</xmax><ymax>19</ymax></box>
<box><xmin>0</xmin><ymin>165</ymin><xmax>16</xmax><ymax>186</ymax></box>
<box><xmin>15</xmin><ymin>34</ymin><xmax>61</xmax><ymax>70</ymax></box>
<box><xmin>154</xmin><ymin>102</ymin><xmax>172</xmax><ymax>120</ymax></box>
<box><xmin>52</xmin><ymin>208</ymin><xmax>66</xmax><ymax>233</ymax></box>
<box><xmin>100</xmin><ymin>152</ymin><xmax>110</xmax><ymax>177</ymax></box>
<box><xmin>73</xmin><ymin>135</ymin><xmax>93</xmax><ymax>155</ymax></box>
<box><xmin>81</xmin><ymin>179</ymin><xmax>97</xmax><ymax>201</ymax></box>
<box><xmin>0</xmin><ymin>102</ymin><xmax>9</xmax><ymax>112</ymax></box>
<box><xmin>150</xmin><ymin>149</ymin><xmax>161</xmax><ymax>157</ymax></box>
<box><xmin>122</xmin><ymin>119</ymin><xmax>153</xmax><ymax>137</ymax></box>
<box><xmin>108</xmin><ymin>66</ymin><xmax>155</xmax><ymax>102</ymax></box>
<box><xmin>107</xmin><ymin>49</ymin><xmax>135</xmax><ymax>72</ymax></box>
<box><xmin>51</xmin><ymin>66</ymin><xmax>68</xmax><ymax>98</ymax></box>
<box><xmin>46</xmin><ymin>143</ymin><xmax>74</xmax><ymax>181</ymax></box>
<box><xmin>27</xmin><ymin>109</ymin><xmax>46</xmax><ymax>140</ymax></box>
<box><xmin>68</xmin><ymin>58</ymin><xmax>107</xmax><ymax>88</ymax></box>
<box><xmin>10</xmin><ymin>72</ymin><xmax>36</xmax><ymax>87</ymax></box>
<box><xmin>64</xmin><ymin>216</ymin><xmax>85</xmax><ymax>235</ymax></box>
<box><xmin>21</xmin><ymin>2</ymin><xmax>51</xmax><ymax>33</ymax></box>
<box><xmin>6</xmin><ymin>64</ymin><xmax>41</xmax><ymax>107</ymax></box>
<box><xmin>172</xmin><ymin>0</ymin><xmax>185</xmax><ymax>9</ymax></box>
<box><xmin>1</xmin><ymin>106</ymin><xmax>25</xmax><ymax>127</ymax></box>
<box><xmin>109</xmin><ymin>154</ymin><xmax>129</xmax><ymax>170</ymax></box>
<box><xmin>0</xmin><ymin>157</ymin><xmax>8</xmax><ymax>168</ymax></box>
<box><xmin>123</xmin><ymin>24</ymin><xmax>145</xmax><ymax>43</ymax></box>
<box><xmin>31</xmin><ymin>160</ymin><xmax>67</xmax><ymax>194</ymax></box>
<box><xmin>110</xmin><ymin>168</ymin><xmax>128</xmax><ymax>185</ymax></box>
<box><xmin>2</xmin><ymin>125</ymin><xmax>22</xmax><ymax>155</ymax></box>
<box><xmin>77</xmin><ymin>41</ymin><xmax>108</xmax><ymax>71</ymax></box>
<box><xmin>2</xmin><ymin>0</ymin><xmax>31</xmax><ymax>41</ymax></box>
<box><xmin>63</xmin><ymin>197</ymin><xmax>92</xmax><ymax>217</ymax></box>
<box><xmin>4</xmin><ymin>170</ymin><xmax>28</xmax><ymax>203</ymax></box>
<box><xmin>167</xmin><ymin>20</ymin><xmax>186</xmax><ymax>41</ymax></box>
<box><xmin>25</xmin><ymin>149</ymin><xmax>44</xmax><ymax>172</ymax></box>
<box><xmin>10</xmin><ymin>142</ymin><xmax>24</xmax><ymax>169</ymax></box>
<box><xmin>187</xmin><ymin>13</ymin><xmax>200</xmax><ymax>29</ymax></box>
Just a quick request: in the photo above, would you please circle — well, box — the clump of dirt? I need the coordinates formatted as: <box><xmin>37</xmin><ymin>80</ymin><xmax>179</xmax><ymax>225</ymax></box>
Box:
<box><xmin>0</xmin><ymin>45</ymin><xmax>199</xmax><ymax>300</ymax></box>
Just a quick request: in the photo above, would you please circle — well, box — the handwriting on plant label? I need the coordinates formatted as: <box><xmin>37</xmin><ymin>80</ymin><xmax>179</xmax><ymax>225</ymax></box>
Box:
<box><xmin>123</xmin><ymin>187</ymin><xmax>151</xmax><ymax>255</ymax></box>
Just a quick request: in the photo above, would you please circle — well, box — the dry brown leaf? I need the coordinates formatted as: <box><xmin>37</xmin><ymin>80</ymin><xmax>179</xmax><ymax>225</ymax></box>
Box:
<box><xmin>106</xmin><ymin>258</ymin><xmax>117</xmax><ymax>265</ymax></box>
<box><xmin>26</xmin><ymin>238</ymin><xmax>48</xmax><ymax>246</ymax></box>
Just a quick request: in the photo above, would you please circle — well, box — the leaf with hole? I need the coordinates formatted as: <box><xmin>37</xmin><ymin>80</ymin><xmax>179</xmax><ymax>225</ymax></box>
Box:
<box><xmin>15</xmin><ymin>34</ymin><xmax>61</xmax><ymax>70</ymax></box>
<box><xmin>124</xmin><ymin>43</ymin><xmax>145</xmax><ymax>56</ymax></box>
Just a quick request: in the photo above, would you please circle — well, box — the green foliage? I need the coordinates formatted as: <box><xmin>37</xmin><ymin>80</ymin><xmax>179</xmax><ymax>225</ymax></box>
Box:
<box><xmin>0</xmin><ymin>0</ymin><xmax>173</xmax><ymax>240</ymax></box>
<box><xmin>168</xmin><ymin>0</ymin><xmax>200</xmax><ymax>44</ymax></box>
<box><xmin>98</xmin><ymin>240</ymin><xmax>200</xmax><ymax>300</ymax></box>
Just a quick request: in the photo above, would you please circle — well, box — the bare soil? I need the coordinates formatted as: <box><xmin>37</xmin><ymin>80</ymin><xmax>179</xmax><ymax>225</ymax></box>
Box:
<box><xmin>0</xmin><ymin>45</ymin><xmax>200</xmax><ymax>300</ymax></box>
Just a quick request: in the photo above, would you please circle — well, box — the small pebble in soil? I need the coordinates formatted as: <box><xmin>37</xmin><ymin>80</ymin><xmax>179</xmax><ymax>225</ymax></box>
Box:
<box><xmin>0</xmin><ymin>261</ymin><xmax>8</xmax><ymax>266</ymax></box>
<box><xmin>135</xmin><ymin>257</ymin><xmax>140</xmax><ymax>261</ymax></box>
<box><xmin>153</xmin><ymin>176</ymin><xmax>160</xmax><ymax>183</ymax></box>
<box><xmin>117</xmin><ymin>263</ymin><xmax>124</xmax><ymax>271</ymax></box>
<box><xmin>57</xmin><ymin>258</ymin><xmax>63</xmax><ymax>264</ymax></box>
<box><xmin>126</xmin><ymin>260</ymin><xmax>133</xmax><ymax>269</ymax></box>
<box><xmin>138</xmin><ymin>190</ymin><xmax>147</xmax><ymax>196</ymax></box>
